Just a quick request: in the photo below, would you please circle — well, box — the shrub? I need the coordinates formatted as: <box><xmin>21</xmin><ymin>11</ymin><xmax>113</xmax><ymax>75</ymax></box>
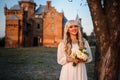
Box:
<box><xmin>0</xmin><ymin>37</ymin><xmax>5</xmax><ymax>47</ymax></box>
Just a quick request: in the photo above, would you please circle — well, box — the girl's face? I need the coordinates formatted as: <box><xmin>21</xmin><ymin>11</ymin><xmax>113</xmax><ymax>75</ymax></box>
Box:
<box><xmin>68</xmin><ymin>25</ymin><xmax>78</xmax><ymax>36</ymax></box>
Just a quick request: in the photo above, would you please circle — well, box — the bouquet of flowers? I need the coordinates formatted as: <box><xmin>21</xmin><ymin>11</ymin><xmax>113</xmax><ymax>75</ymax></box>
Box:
<box><xmin>71</xmin><ymin>48</ymin><xmax>89</xmax><ymax>66</ymax></box>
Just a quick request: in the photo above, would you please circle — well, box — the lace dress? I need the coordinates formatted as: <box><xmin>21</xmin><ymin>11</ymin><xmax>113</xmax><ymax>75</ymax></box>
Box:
<box><xmin>57</xmin><ymin>39</ymin><xmax>92</xmax><ymax>80</ymax></box>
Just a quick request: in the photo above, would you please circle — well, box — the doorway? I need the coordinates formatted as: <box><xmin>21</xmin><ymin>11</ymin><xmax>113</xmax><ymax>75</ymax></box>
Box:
<box><xmin>33</xmin><ymin>37</ymin><xmax>38</xmax><ymax>46</ymax></box>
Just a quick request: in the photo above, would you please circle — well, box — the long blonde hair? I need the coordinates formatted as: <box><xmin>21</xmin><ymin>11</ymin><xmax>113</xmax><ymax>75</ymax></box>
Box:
<box><xmin>63</xmin><ymin>20</ymin><xmax>83</xmax><ymax>56</ymax></box>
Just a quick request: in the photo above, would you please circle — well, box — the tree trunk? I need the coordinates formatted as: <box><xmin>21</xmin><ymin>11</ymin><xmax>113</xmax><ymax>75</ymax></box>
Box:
<box><xmin>87</xmin><ymin>0</ymin><xmax>120</xmax><ymax>80</ymax></box>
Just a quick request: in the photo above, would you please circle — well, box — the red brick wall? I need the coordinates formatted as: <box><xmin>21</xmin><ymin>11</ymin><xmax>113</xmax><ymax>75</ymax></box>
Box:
<box><xmin>5</xmin><ymin>20</ymin><xmax>19</xmax><ymax>47</ymax></box>
<box><xmin>4</xmin><ymin>1</ymin><xmax>63</xmax><ymax>48</ymax></box>
<box><xmin>43</xmin><ymin>7</ymin><xmax>63</xmax><ymax>47</ymax></box>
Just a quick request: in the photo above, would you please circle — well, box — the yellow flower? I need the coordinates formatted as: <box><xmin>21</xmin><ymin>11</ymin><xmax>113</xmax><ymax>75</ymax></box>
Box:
<box><xmin>83</xmin><ymin>49</ymin><xmax>87</xmax><ymax>53</ymax></box>
<box><xmin>71</xmin><ymin>53</ymin><xmax>77</xmax><ymax>59</ymax></box>
<box><xmin>76</xmin><ymin>48</ymin><xmax>89</xmax><ymax>61</ymax></box>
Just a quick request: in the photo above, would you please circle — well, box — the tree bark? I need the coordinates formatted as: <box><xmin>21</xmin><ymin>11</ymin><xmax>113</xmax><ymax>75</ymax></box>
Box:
<box><xmin>87</xmin><ymin>0</ymin><xmax>120</xmax><ymax>80</ymax></box>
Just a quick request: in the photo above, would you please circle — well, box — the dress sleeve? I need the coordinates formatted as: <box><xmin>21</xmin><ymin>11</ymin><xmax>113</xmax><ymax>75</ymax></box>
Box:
<box><xmin>57</xmin><ymin>41</ymin><xmax>67</xmax><ymax>65</ymax></box>
<box><xmin>84</xmin><ymin>39</ymin><xmax>93</xmax><ymax>63</ymax></box>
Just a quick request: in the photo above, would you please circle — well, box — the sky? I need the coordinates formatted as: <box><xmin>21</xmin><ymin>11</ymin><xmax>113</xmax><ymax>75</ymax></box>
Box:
<box><xmin>0</xmin><ymin>0</ymin><xmax>93</xmax><ymax>38</ymax></box>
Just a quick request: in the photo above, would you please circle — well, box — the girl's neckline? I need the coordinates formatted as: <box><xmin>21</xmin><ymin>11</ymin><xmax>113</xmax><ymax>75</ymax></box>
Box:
<box><xmin>72</xmin><ymin>40</ymin><xmax>78</xmax><ymax>44</ymax></box>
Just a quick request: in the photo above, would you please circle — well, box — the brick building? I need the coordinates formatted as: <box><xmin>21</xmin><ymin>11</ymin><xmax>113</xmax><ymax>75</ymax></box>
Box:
<box><xmin>4</xmin><ymin>0</ymin><xmax>67</xmax><ymax>48</ymax></box>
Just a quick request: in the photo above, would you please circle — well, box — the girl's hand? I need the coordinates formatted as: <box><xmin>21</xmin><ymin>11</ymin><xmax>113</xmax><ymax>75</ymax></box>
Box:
<box><xmin>67</xmin><ymin>56</ymin><xmax>87</xmax><ymax>63</ymax></box>
<box><xmin>66</xmin><ymin>56</ymin><xmax>73</xmax><ymax>62</ymax></box>
<box><xmin>67</xmin><ymin>56</ymin><xmax>79</xmax><ymax>64</ymax></box>
<box><xmin>74</xmin><ymin>59</ymin><xmax>80</xmax><ymax>64</ymax></box>
<box><xmin>78</xmin><ymin>58</ymin><xmax>88</xmax><ymax>62</ymax></box>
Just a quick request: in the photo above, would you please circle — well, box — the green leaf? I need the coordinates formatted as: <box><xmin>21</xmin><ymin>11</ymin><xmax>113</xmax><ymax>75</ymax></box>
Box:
<box><xmin>79</xmin><ymin>48</ymin><xmax>83</xmax><ymax>51</ymax></box>
<box><xmin>79</xmin><ymin>48</ymin><xmax>89</xmax><ymax>57</ymax></box>
<box><xmin>84</xmin><ymin>52</ymin><xmax>89</xmax><ymax>56</ymax></box>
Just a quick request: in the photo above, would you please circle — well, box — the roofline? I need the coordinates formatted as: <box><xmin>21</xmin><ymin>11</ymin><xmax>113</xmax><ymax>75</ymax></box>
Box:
<box><xmin>19</xmin><ymin>1</ymin><xmax>37</xmax><ymax>6</ymax></box>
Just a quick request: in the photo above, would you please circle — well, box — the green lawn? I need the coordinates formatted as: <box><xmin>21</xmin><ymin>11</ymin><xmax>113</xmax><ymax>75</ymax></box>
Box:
<box><xmin>0</xmin><ymin>47</ymin><xmax>95</xmax><ymax>80</ymax></box>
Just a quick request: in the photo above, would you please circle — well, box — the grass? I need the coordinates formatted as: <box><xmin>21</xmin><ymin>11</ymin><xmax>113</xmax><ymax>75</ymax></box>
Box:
<box><xmin>0</xmin><ymin>47</ymin><xmax>95</xmax><ymax>80</ymax></box>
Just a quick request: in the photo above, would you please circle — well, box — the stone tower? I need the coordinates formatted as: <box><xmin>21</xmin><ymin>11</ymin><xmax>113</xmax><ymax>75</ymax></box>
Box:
<box><xmin>19</xmin><ymin>0</ymin><xmax>36</xmax><ymax>47</ymax></box>
<box><xmin>4</xmin><ymin>0</ymin><xmax>36</xmax><ymax>47</ymax></box>
<box><xmin>4</xmin><ymin>4</ymin><xmax>22</xmax><ymax>47</ymax></box>
<box><xmin>19</xmin><ymin>0</ymin><xmax>36</xmax><ymax>19</ymax></box>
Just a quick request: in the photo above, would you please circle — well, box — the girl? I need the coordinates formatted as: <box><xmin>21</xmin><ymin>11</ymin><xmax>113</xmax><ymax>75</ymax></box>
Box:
<box><xmin>57</xmin><ymin>20</ymin><xmax>92</xmax><ymax>80</ymax></box>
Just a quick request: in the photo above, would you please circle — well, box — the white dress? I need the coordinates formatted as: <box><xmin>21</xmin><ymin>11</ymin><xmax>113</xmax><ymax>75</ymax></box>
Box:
<box><xmin>57</xmin><ymin>39</ymin><xmax>92</xmax><ymax>80</ymax></box>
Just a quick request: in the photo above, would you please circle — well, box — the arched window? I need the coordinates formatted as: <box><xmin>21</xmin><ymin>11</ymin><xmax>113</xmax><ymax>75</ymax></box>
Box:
<box><xmin>51</xmin><ymin>13</ymin><xmax>54</xmax><ymax>19</ymax></box>
<box><xmin>51</xmin><ymin>24</ymin><xmax>54</xmax><ymax>32</ymax></box>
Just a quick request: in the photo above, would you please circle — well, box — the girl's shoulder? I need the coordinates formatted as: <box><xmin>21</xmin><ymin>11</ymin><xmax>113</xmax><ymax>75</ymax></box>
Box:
<box><xmin>83</xmin><ymin>37</ymin><xmax>86</xmax><ymax>41</ymax></box>
<box><xmin>83</xmin><ymin>38</ymin><xmax>88</xmax><ymax>43</ymax></box>
<box><xmin>58</xmin><ymin>40</ymin><xmax>65</xmax><ymax>47</ymax></box>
